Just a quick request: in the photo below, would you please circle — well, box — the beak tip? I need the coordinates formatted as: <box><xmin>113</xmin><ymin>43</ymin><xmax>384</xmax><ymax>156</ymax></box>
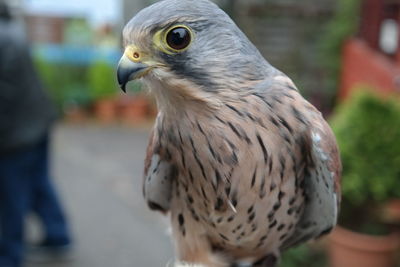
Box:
<box><xmin>120</xmin><ymin>83</ymin><xmax>127</xmax><ymax>93</ymax></box>
<box><xmin>117</xmin><ymin>55</ymin><xmax>148</xmax><ymax>93</ymax></box>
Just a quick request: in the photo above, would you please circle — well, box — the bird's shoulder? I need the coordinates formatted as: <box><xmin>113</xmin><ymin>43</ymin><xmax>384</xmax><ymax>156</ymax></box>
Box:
<box><xmin>250</xmin><ymin>75</ymin><xmax>342</xmax><ymax>248</ymax></box>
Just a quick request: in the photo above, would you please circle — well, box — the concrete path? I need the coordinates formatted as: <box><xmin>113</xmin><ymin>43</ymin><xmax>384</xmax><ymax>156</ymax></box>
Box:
<box><xmin>26</xmin><ymin>124</ymin><xmax>174</xmax><ymax>267</ymax></box>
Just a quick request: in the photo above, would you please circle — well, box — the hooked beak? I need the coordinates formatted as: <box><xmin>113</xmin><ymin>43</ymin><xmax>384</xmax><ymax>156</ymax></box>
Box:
<box><xmin>117</xmin><ymin>53</ymin><xmax>150</xmax><ymax>92</ymax></box>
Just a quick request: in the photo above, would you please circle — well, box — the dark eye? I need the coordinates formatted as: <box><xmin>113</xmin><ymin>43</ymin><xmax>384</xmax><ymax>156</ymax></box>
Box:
<box><xmin>166</xmin><ymin>26</ymin><xmax>192</xmax><ymax>51</ymax></box>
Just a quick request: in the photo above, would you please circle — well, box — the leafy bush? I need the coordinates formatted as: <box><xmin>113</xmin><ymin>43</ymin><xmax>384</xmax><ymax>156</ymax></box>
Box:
<box><xmin>318</xmin><ymin>0</ymin><xmax>361</xmax><ymax>98</ymax></box>
<box><xmin>35</xmin><ymin>58</ymin><xmax>142</xmax><ymax>111</ymax></box>
<box><xmin>330</xmin><ymin>90</ymin><xmax>400</xmax><ymax>233</ymax></box>
<box><xmin>87</xmin><ymin>60</ymin><xmax>118</xmax><ymax>100</ymax></box>
<box><xmin>35</xmin><ymin>59</ymin><xmax>91</xmax><ymax>110</ymax></box>
<box><xmin>281</xmin><ymin>244</ymin><xmax>326</xmax><ymax>267</ymax></box>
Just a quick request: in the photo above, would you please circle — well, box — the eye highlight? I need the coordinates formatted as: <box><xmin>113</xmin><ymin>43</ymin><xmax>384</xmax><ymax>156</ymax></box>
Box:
<box><xmin>165</xmin><ymin>25</ymin><xmax>192</xmax><ymax>52</ymax></box>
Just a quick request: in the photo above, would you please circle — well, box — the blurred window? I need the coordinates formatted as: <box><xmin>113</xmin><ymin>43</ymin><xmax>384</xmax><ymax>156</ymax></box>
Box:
<box><xmin>379</xmin><ymin>19</ymin><xmax>399</xmax><ymax>55</ymax></box>
<box><xmin>359</xmin><ymin>0</ymin><xmax>400</xmax><ymax>57</ymax></box>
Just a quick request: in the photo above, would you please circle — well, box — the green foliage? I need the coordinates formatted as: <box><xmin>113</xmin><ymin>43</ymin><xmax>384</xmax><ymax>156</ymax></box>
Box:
<box><xmin>331</xmin><ymin>90</ymin><xmax>400</xmax><ymax>234</ymax></box>
<box><xmin>331</xmin><ymin>90</ymin><xmax>400</xmax><ymax>206</ymax></box>
<box><xmin>35</xmin><ymin>57</ymin><xmax>141</xmax><ymax>111</ymax></box>
<box><xmin>64</xmin><ymin>18</ymin><xmax>93</xmax><ymax>46</ymax></box>
<box><xmin>318</xmin><ymin>0</ymin><xmax>361</xmax><ymax>94</ymax></box>
<box><xmin>35</xmin><ymin>58</ymin><xmax>91</xmax><ymax>110</ymax></box>
<box><xmin>331</xmin><ymin>90</ymin><xmax>400</xmax><ymax>235</ymax></box>
<box><xmin>62</xmin><ymin>83</ymin><xmax>92</xmax><ymax>109</ymax></box>
<box><xmin>281</xmin><ymin>244</ymin><xmax>327</xmax><ymax>267</ymax></box>
<box><xmin>87</xmin><ymin>60</ymin><xmax>118</xmax><ymax>100</ymax></box>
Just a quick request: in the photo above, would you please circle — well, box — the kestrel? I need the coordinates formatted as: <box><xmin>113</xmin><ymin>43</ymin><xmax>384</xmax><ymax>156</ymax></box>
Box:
<box><xmin>117</xmin><ymin>0</ymin><xmax>341</xmax><ymax>266</ymax></box>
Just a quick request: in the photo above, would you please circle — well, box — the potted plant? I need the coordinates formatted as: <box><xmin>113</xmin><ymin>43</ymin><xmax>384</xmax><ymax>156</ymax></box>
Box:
<box><xmin>62</xmin><ymin>84</ymin><xmax>91</xmax><ymax>123</ymax></box>
<box><xmin>383</xmin><ymin>199</ymin><xmax>400</xmax><ymax>225</ymax></box>
<box><xmin>88</xmin><ymin>60</ymin><xmax>118</xmax><ymax>123</ymax></box>
<box><xmin>117</xmin><ymin>81</ymin><xmax>154</xmax><ymax>125</ymax></box>
<box><xmin>281</xmin><ymin>243</ymin><xmax>327</xmax><ymax>267</ymax></box>
<box><xmin>328</xmin><ymin>90</ymin><xmax>400</xmax><ymax>267</ymax></box>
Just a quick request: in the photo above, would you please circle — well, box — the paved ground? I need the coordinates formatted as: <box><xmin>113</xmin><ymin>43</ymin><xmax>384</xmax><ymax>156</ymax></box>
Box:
<box><xmin>26</xmin><ymin>123</ymin><xmax>174</xmax><ymax>267</ymax></box>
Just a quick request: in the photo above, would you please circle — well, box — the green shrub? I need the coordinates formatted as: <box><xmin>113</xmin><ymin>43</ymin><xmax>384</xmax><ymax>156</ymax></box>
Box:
<box><xmin>281</xmin><ymin>244</ymin><xmax>326</xmax><ymax>267</ymax></box>
<box><xmin>330</xmin><ymin>90</ymin><xmax>400</xmax><ymax>233</ymax></box>
<box><xmin>35</xmin><ymin>59</ymin><xmax>91</xmax><ymax>110</ymax></box>
<box><xmin>87</xmin><ymin>60</ymin><xmax>118</xmax><ymax>100</ymax></box>
<box><xmin>318</xmin><ymin>0</ymin><xmax>361</xmax><ymax>97</ymax></box>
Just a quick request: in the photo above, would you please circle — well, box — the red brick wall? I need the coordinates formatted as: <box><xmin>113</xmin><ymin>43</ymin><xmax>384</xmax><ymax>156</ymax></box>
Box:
<box><xmin>24</xmin><ymin>15</ymin><xmax>65</xmax><ymax>44</ymax></box>
<box><xmin>339</xmin><ymin>38</ymin><xmax>400</xmax><ymax>100</ymax></box>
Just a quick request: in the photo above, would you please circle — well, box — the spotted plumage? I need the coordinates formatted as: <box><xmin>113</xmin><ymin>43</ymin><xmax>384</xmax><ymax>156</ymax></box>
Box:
<box><xmin>117</xmin><ymin>0</ymin><xmax>341</xmax><ymax>266</ymax></box>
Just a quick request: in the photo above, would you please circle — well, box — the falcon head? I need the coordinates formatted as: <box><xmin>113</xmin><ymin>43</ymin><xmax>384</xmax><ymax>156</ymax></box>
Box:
<box><xmin>117</xmin><ymin>0</ymin><xmax>274</xmax><ymax>103</ymax></box>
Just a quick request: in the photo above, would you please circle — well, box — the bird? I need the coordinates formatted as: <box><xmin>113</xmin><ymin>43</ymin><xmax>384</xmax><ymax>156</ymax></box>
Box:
<box><xmin>117</xmin><ymin>0</ymin><xmax>341</xmax><ymax>266</ymax></box>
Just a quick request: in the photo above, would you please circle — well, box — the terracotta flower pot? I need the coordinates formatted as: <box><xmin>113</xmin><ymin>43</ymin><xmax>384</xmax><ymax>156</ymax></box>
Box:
<box><xmin>64</xmin><ymin>106</ymin><xmax>87</xmax><ymax>124</ymax></box>
<box><xmin>328</xmin><ymin>226</ymin><xmax>400</xmax><ymax>267</ymax></box>
<box><xmin>383</xmin><ymin>199</ymin><xmax>400</xmax><ymax>224</ymax></box>
<box><xmin>119</xmin><ymin>95</ymin><xmax>150</xmax><ymax>124</ymax></box>
<box><xmin>94</xmin><ymin>98</ymin><xmax>116</xmax><ymax>123</ymax></box>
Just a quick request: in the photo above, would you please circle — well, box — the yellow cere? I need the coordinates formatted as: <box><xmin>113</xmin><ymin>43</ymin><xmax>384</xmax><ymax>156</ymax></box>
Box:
<box><xmin>125</xmin><ymin>45</ymin><xmax>144</xmax><ymax>63</ymax></box>
<box><xmin>153</xmin><ymin>24</ymin><xmax>194</xmax><ymax>55</ymax></box>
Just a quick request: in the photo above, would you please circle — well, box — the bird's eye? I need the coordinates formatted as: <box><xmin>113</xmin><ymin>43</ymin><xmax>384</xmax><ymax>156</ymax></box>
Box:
<box><xmin>166</xmin><ymin>26</ymin><xmax>192</xmax><ymax>51</ymax></box>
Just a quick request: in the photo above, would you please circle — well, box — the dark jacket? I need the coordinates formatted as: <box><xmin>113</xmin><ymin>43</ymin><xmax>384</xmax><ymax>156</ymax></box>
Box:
<box><xmin>0</xmin><ymin>19</ymin><xmax>56</xmax><ymax>153</ymax></box>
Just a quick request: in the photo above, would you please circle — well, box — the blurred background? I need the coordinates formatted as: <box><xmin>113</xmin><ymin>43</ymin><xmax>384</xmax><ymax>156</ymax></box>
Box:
<box><xmin>1</xmin><ymin>0</ymin><xmax>400</xmax><ymax>266</ymax></box>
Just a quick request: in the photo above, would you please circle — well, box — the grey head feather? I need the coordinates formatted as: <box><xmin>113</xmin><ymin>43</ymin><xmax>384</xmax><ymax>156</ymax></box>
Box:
<box><xmin>123</xmin><ymin>0</ymin><xmax>279</xmax><ymax>92</ymax></box>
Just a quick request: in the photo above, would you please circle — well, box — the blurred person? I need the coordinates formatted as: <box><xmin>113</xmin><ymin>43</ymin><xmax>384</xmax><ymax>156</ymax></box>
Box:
<box><xmin>0</xmin><ymin>2</ymin><xmax>72</xmax><ymax>267</ymax></box>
